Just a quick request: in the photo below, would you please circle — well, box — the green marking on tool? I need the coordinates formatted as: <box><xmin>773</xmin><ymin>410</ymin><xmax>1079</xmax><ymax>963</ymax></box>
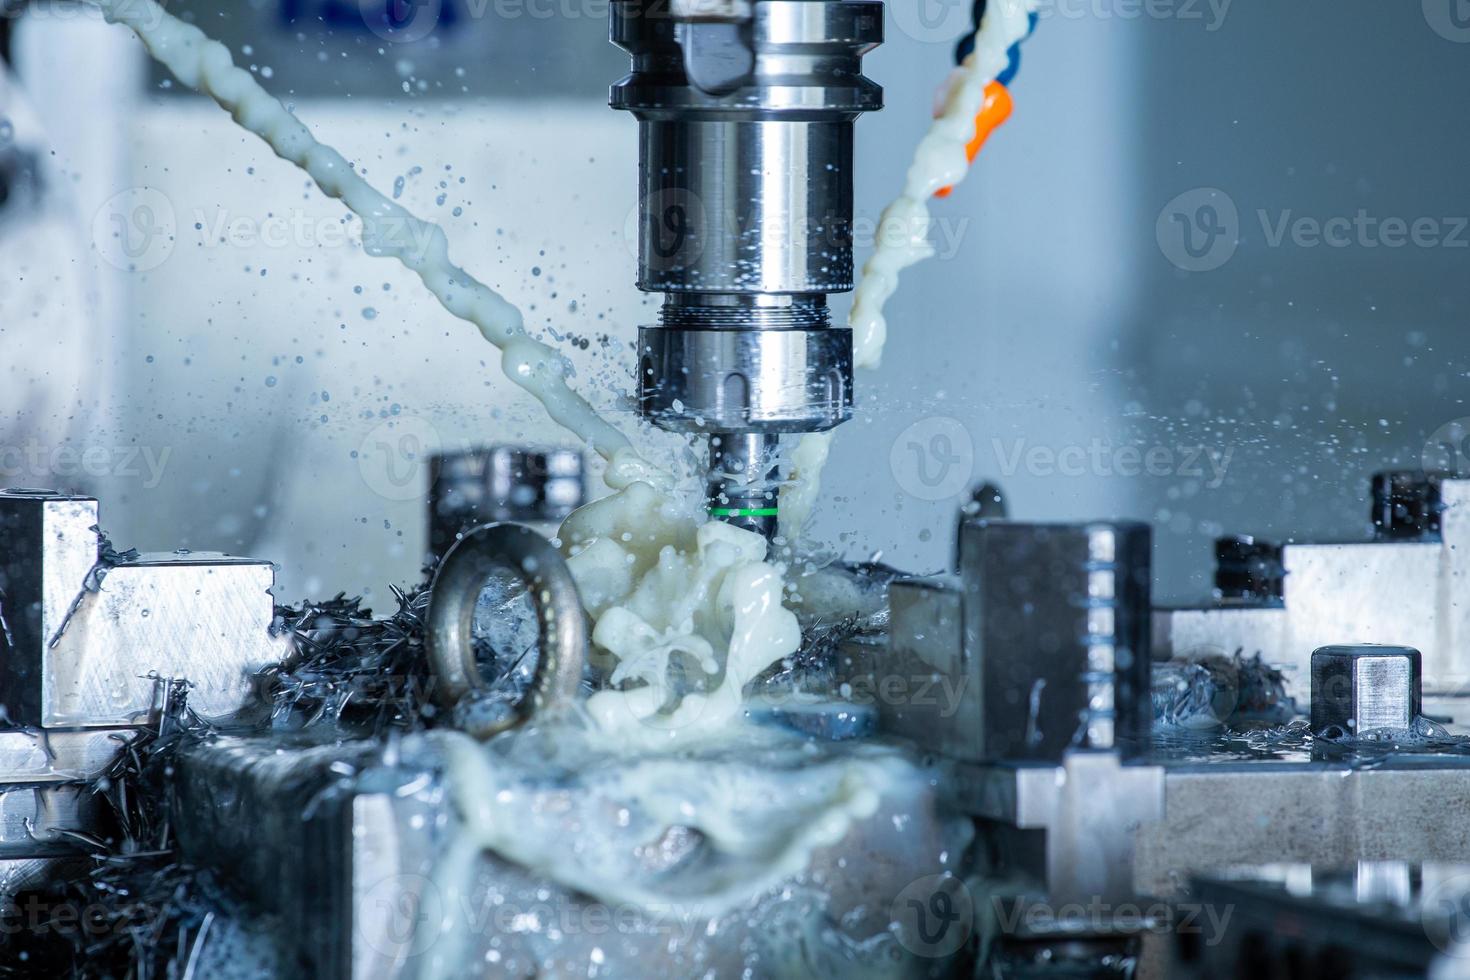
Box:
<box><xmin>710</xmin><ymin>507</ymin><xmax>780</xmax><ymax>518</ymax></box>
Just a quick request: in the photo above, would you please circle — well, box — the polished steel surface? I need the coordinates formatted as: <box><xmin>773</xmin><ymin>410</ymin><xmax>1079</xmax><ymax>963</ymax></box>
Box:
<box><xmin>0</xmin><ymin>782</ymin><xmax>105</xmax><ymax>857</ymax></box>
<box><xmin>610</xmin><ymin>1</ymin><xmax>884</xmax><ymax>117</ymax></box>
<box><xmin>45</xmin><ymin>553</ymin><xmax>282</xmax><ymax>728</ymax></box>
<box><xmin>0</xmin><ymin>489</ymin><xmax>284</xmax><ymax>729</ymax></box>
<box><xmin>0</xmin><ymin>490</ymin><xmax>101</xmax><ymax>724</ymax></box>
<box><xmin>425</xmin><ymin>523</ymin><xmax>588</xmax><ymax>734</ymax></box>
<box><xmin>1311</xmin><ymin>644</ymin><xmax>1422</xmax><ymax>735</ymax></box>
<box><xmin>428</xmin><ymin>447</ymin><xmax>584</xmax><ymax>556</ymax></box>
<box><xmin>0</xmin><ymin>727</ymin><xmax>138</xmax><ymax>783</ymax></box>
<box><xmin>613</xmin><ymin>0</ymin><xmax>881</xmax><ymax>299</ymax></box>
<box><xmin>636</xmin><ymin>323</ymin><xmax>851</xmax><ymax>433</ymax></box>
<box><xmin>613</xmin><ymin>0</ymin><xmax>884</xmax><ymax>532</ymax></box>
<box><xmin>634</xmin><ymin>118</ymin><xmax>856</xmax><ymax>295</ymax></box>
<box><xmin>958</xmin><ymin>519</ymin><xmax>1154</xmax><ymax>761</ymax></box>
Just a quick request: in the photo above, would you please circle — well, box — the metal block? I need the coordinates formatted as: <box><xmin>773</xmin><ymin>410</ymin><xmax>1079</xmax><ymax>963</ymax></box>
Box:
<box><xmin>0</xmin><ymin>728</ymin><xmax>137</xmax><ymax>783</ymax></box>
<box><xmin>879</xmin><ymin>576</ymin><xmax>975</xmax><ymax>756</ymax></box>
<box><xmin>0</xmin><ymin>490</ymin><xmax>102</xmax><ymax>723</ymax></box>
<box><xmin>0</xmin><ymin>783</ymin><xmax>108</xmax><ymax>858</ymax></box>
<box><xmin>959</xmin><ymin>752</ymin><xmax>1470</xmax><ymax>960</ymax></box>
<box><xmin>1132</xmin><ymin>765</ymin><xmax>1470</xmax><ymax>900</ymax></box>
<box><xmin>1282</xmin><ymin>541</ymin><xmax>1440</xmax><ymax>682</ymax></box>
<box><xmin>1311</xmin><ymin>644</ymin><xmax>1422</xmax><ymax>735</ymax></box>
<box><xmin>1176</xmin><ymin>865</ymin><xmax>1470</xmax><ymax>980</ymax></box>
<box><xmin>0</xmin><ymin>489</ymin><xmax>286</xmax><ymax>728</ymax></box>
<box><xmin>428</xmin><ymin>447</ymin><xmax>584</xmax><ymax>556</ymax></box>
<box><xmin>1156</xmin><ymin>478</ymin><xmax>1470</xmax><ymax>699</ymax></box>
<box><xmin>0</xmin><ymin>730</ymin><xmax>143</xmax><ymax>872</ymax></box>
<box><xmin>949</xmin><ymin>753</ymin><xmax>1165</xmax><ymax>908</ymax></box>
<box><xmin>44</xmin><ymin>552</ymin><xmax>283</xmax><ymax>727</ymax></box>
<box><xmin>959</xmin><ymin>520</ymin><xmax>1152</xmax><ymax>761</ymax></box>
<box><xmin>1152</xmin><ymin>605</ymin><xmax>1286</xmax><ymax>665</ymax></box>
<box><xmin>176</xmin><ymin>734</ymin><xmax>969</xmax><ymax>979</ymax></box>
<box><xmin>173</xmin><ymin>737</ymin><xmax>443</xmax><ymax>980</ymax></box>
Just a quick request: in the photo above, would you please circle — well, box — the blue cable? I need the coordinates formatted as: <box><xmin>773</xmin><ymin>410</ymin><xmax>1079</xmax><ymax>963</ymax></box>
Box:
<box><xmin>955</xmin><ymin>7</ymin><xmax>1039</xmax><ymax>87</ymax></box>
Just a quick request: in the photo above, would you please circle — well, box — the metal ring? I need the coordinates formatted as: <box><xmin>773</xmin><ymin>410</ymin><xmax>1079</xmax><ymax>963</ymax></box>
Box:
<box><xmin>426</xmin><ymin>523</ymin><xmax>588</xmax><ymax>735</ymax></box>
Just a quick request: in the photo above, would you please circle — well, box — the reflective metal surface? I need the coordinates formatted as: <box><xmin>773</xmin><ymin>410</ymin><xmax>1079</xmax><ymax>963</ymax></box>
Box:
<box><xmin>0</xmin><ymin>489</ymin><xmax>284</xmax><ymax>729</ymax></box>
<box><xmin>173</xmin><ymin>737</ymin><xmax>441</xmax><ymax>980</ymax></box>
<box><xmin>636</xmin><ymin>323</ymin><xmax>851</xmax><ymax>433</ymax></box>
<box><xmin>0</xmin><ymin>727</ymin><xmax>138</xmax><ymax>783</ymax></box>
<box><xmin>960</xmin><ymin>519</ymin><xmax>1154</xmax><ymax>761</ymax></box>
<box><xmin>632</xmin><ymin>119</ymin><xmax>857</xmax><ymax>296</ymax></box>
<box><xmin>1311</xmin><ymin>644</ymin><xmax>1423</xmax><ymax>735</ymax></box>
<box><xmin>428</xmin><ymin>447</ymin><xmax>584</xmax><ymax>556</ymax></box>
<box><xmin>426</xmin><ymin>523</ymin><xmax>588</xmax><ymax>735</ymax></box>
<box><xmin>612</xmin><ymin>0</ymin><xmax>883</xmax><ymax>533</ymax></box>
<box><xmin>174</xmin><ymin>732</ymin><xmax>966</xmax><ymax>980</ymax></box>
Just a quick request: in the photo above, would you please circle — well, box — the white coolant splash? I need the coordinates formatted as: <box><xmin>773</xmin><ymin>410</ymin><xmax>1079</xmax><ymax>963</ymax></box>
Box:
<box><xmin>418</xmin><ymin>725</ymin><xmax>926</xmax><ymax>979</ymax></box>
<box><xmin>558</xmin><ymin>481</ymin><xmax>803</xmax><ymax>747</ymax></box>
<box><xmin>87</xmin><ymin>0</ymin><xmax>662</xmax><ymax>490</ymax></box>
<box><xmin>87</xmin><ymin>0</ymin><xmax>807</xmax><ymax>747</ymax></box>
<box><xmin>89</xmin><ymin>10</ymin><xmax>955</xmax><ymax>974</ymax></box>
<box><xmin>780</xmin><ymin>0</ymin><xmax>1039</xmax><ymax>538</ymax></box>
